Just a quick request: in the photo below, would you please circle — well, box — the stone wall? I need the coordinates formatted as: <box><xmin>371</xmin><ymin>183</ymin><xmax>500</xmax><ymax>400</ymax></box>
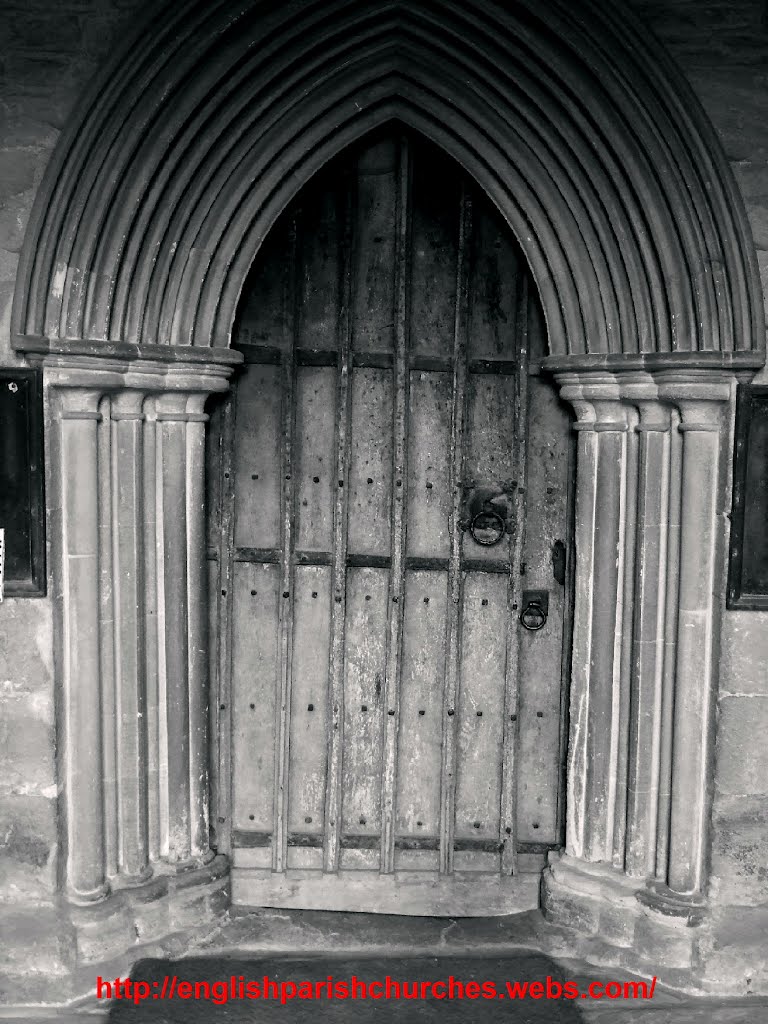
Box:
<box><xmin>0</xmin><ymin>0</ymin><xmax>145</xmax><ymax>965</ymax></box>
<box><xmin>630</xmin><ymin>0</ymin><xmax>768</xmax><ymax>992</ymax></box>
<box><xmin>0</xmin><ymin>0</ymin><xmax>766</xmax><ymax>995</ymax></box>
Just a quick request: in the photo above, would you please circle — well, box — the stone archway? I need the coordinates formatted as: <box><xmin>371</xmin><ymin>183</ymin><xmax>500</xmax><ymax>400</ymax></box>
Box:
<box><xmin>11</xmin><ymin>0</ymin><xmax>765</xmax><ymax>981</ymax></box>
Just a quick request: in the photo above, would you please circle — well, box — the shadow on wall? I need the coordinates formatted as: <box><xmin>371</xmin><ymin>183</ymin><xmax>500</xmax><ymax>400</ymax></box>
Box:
<box><xmin>106</xmin><ymin>952</ymin><xmax>589</xmax><ymax>1022</ymax></box>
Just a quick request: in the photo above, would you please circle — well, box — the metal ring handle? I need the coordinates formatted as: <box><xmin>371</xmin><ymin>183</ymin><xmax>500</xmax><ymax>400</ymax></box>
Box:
<box><xmin>520</xmin><ymin>600</ymin><xmax>547</xmax><ymax>631</ymax></box>
<box><xmin>469</xmin><ymin>509</ymin><xmax>506</xmax><ymax>547</ymax></box>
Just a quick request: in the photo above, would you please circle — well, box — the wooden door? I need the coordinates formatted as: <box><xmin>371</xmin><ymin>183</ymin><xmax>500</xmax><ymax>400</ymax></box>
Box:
<box><xmin>208</xmin><ymin>127</ymin><xmax>573</xmax><ymax>915</ymax></box>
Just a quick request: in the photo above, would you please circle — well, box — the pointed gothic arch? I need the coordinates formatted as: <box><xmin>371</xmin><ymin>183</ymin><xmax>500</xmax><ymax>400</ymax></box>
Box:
<box><xmin>12</xmin><ymin>0</ymin><xmax>764</xmax><ymax>364</ymax></box>
<box><xmin>12</xmin><ymin>0</ymin><xmax>766</xmax><ymax>988</ymax></box>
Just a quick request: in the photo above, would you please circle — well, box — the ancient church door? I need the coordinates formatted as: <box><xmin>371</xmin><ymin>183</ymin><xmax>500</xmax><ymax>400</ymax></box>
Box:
<box><xmin>211</xmin><ymin>127</ymin><xmax>571</xmax><ymax>915</ymax></box>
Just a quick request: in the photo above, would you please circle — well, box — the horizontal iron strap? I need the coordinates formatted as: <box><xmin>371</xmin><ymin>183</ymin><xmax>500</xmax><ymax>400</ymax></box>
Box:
<box><xmin>516</xmin><ymin>841</ymin><xmax>561</xmax><ymax>854</ymax></box>
<box><xmin>234</xmin><ymin>549</ymin><xmax>511</xmax><ymax>573</ymax></box>
<box><xmin>463</xmin><ymin>559</ymin><xmax>512</xmax><ymax>573</ymax></box>
<box><xmin>236</xmin><ymin>346</ymin><xmax>519</xmax><ymax>376</ymax></box>
<box><xmin>236</xmin><ymin>343</ymin><xmax>282</xmax><ymax>365</ymax></box>
<box><xmin>229</xmin><ymin>831</ymin><xmax>560</xmax><ymax>853</ymax></box>
<box><xmin>231</xmin><ymin>830</ymin><xmax>272</xmax><ymax>848</ymax></box>
<box><xmin>468</xmin><ymin>359</ymin><xmax>519</xmax><ymax>375</ymax></box>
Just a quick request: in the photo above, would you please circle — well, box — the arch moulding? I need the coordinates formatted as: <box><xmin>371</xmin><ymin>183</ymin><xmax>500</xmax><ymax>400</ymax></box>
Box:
<box><xmin>11</xmin><ymin>0</ymin><xmax>766</xmax><ymax>986</ymax></box>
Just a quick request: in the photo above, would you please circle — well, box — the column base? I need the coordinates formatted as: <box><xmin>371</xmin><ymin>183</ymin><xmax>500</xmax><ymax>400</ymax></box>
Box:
<box><xmin>542</xmin><ymin>852</ymin><xmax>706</xmax><ymax>985</ymax></box>
<box><xmin>65</xmin><ymin>854</ymin><xmax>230</xmax><ymax>966</ymax></box>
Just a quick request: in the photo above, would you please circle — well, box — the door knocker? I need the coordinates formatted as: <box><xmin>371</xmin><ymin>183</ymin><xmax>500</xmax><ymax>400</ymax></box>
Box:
<box><xmin>520</xmin><ymin>590</ymin><xmax>549</xmax><ymax>631</ymax></box>
<box><xmin>460</xmin><ymin>482</ymin><xmax>515</xmax><ymax>548</ymax></box>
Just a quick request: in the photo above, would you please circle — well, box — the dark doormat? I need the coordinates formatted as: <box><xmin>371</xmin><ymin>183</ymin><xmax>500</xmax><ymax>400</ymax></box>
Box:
<box><xmin>104</xmin><ymin>953</ymin><xmax>622</xmax><ymax>1022</ymax></box>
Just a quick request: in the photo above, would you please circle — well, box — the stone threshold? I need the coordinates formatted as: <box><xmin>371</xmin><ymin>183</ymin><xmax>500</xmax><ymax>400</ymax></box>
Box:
<box><xmin>2</xmin><ymin>908</ymin><xmax>768</xmax><ymax>1021</ymax></box>
<box><xmin>5</xmin><ymin>907</ymin><xmax>768</xmax><ymax>1015</ymax></box>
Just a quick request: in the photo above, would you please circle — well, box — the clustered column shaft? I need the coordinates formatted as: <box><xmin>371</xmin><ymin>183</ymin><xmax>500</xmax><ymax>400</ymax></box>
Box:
<box><xmin>47</xmin><ymin>359</ymin><xmax>231</xmax><ymax>903</ymax></box>
<box><xmin>555</xmin><ymin>369</ymin><xmax>731</xmax><ymax>910</ymax></box>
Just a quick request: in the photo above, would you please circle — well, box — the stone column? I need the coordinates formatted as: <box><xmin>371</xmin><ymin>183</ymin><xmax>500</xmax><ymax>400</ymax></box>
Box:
<box><xmin>543</xmin><ymin>364</ymin><xmax>733</xmax><ymax>974</ymax></box>
<box><xmin>110</xmin><ymin>390</ymin><xmax>152</xmax><ymax>882</ymax></box>
<box><xmin>55</xmin><ymin>386</ymin><xmax>111</xmax><ymax>902</ymax></box>
<box><xmin>154</xmin><ymin>390</ymin><xmax>212</xmax><ymax>864</ymax></box>
<box><xmin>556</xmin><ymin>375</ymin><xmax>631</xmax><ymax>864</ymax></box>
<box><xmin>46</xmin><ymin>355</ymin><xmax>233</xmax><ymax>915</ymax></box>
<box><xmin>624</xmin><ymin>393</ymin><xmax>672</xmax><ymax>878</ymax></box>
<box><xmin>655</xmin><ymin>377</ymin><xmax>730</xmax><ymax>901</ymax></box>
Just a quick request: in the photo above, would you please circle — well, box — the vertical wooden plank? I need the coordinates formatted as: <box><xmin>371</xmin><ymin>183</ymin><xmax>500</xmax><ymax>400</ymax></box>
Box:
<box><xmin>515</xmin><ymin>374</ymin><xmax>571</xmax><ymax>846</ymax></box>
<box><xmin>351</xmin><ymin>137</ymin><xmax>397</xmax><ymax>354</ymax></box>
<box><xmin>500</xmin><ymin>277</ymin><xmax>529</xmax><ymax>874</ymax></box>
<box><xmin>323</xmin><ymin>187</ymin><xmax>352</xmax><ymax>872</ymax></box>
<box><xmin>231</xmin><ymin>562</ymin><xmax>279</xmax><ymax>831</ymax></box>
<box><xmin>408</xmin><ymin>138</ymin><xmax>459</xmax><ymax>359</ymax></box>
<box><xmin>297</xmin><ymin>180</ymin><xmax>341</xmax><ymax>351</ymax></box>
<box><xmin>289</xmin><ymin>566</ymin><xmax>331</xmax><ymax>834</ymax></box>
<box><xmin>347</xmin><ymin>369</ymin><xmax>393</xmax><ymax>557</ymax></box>
<box><xmin>272</xmin><ymin>217</ymin><xmax>299</xmax><ymax>872</ymax></box>
<box><xmin>295</xmin><ymin>366</ymin><xmax>336</xmax><ymax>553</ymax></box>
<box><xmin>341</xmin><ymin>567</ymin><xmax>389</xmax><ymax>836</ymax></box>
<box><xmin>468</xmin><ymin>193</ymin><xmax>520</xmax><ymax>362</ymax></box>
<box><xmin>233</xmin><ymin>364</ymin><xmax>282</xmax><ymax>549</ymax></box>
<box><xmin>396</xmin><ymin>571</ymin><xmax>448</xmax><ymax>837</ymax></box>
<box><xmin>235</xmin><ymin>220</ymin><xmax>292</xmax><ymax>351</ymax></box>
<box><xmin>380</xmin><ymin>136</ymin><xmax>410</xmax><ymax>875</ymax></box>
<box><xmin>463</xmin><ymin>373</ymin><xmax>518</xmax><ymax>561</ymax></box>
<box><xmin>406</xmin><ymin>372</ymin><xmax>452</xmax><ymax>559</ymax></box>
<box><xmin>454</xmin><ymin>573</ymin><xmax>508</xmax><ymax>846</ymax></box>
<box><xmin>440</xmin><ymin>188</ymin><xmax>472</xmax><ymax>875</ymax></box>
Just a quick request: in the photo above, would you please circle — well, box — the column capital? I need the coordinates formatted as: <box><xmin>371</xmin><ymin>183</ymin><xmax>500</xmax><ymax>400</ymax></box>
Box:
<box><xmin>110</xmin><ymin>389</ymin><xmax>146</xmax><ymax>420</ymax></box>
<box><xmin>40</xmin><ymin>353</ymin><xmax>235</xmax><ymax>397</ymax></box>
<box><xmin>553</xmin><ymin>372</ymin><xmax>628</xmax><ymax>430</ymax></box>
<box><xmin>56</xmin><ymin>387</ymin><xmax>104</xmax><ymax>418</ymax></box>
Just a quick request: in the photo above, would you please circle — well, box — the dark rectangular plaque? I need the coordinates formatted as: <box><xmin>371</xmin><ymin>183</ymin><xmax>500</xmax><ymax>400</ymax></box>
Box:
<box><xmin>728</xmin><ymin>384</ymin><xmax>768</xmax><ymax>609</ymax></box>
<box><xmin>0</xmin><ymin>369</ymin><xmax>45</xmax><ymax>596</ymax></box>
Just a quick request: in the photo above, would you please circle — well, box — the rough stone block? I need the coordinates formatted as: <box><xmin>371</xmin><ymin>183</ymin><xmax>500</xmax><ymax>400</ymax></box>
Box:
<box><xmin>745</xmin><ymin>197</ymin><xmax>768</xmax><ymax>251</ymax></box>
<box><xmin>6</xmin><ymin>13</ymin><xmax>83</xmax><ymax>52</ymax></box>
<box><xmin>169</xmin><ymin>877</ymin><xmax>229</xmax><ymax>932</ymax></box>
<box><xmin>0</xmin><ymin>706</ymin><xmax>55</xmax><ymax>795</ymax></box>
<box><xmin>720</xmin><ymin>611</ymin><xmax>768</xmax><ymax>696</ymax></box>
<box><xmin>0</xmin><ymin>248</ymin><xmax>19</xmax><ymax>285</ymax></box>
<box><xmin>1</xmin><ymin>91</ymin><xmax>80</xmax><ymax>132</ymax></box>
<box><xmin>685</xmin><ymin>70</ymin><xmax>768</xmax><ymax>162</ymax></box>
<box><xmin>0</xmin><ymin>282</ymin><xmax>15</xmax><ymax>349</ymax></box>
<box><xmin>710</xmin><ymin>794</ymin><xmax>768</xmax><ymax>905</ymax></box>
<box><xmin>541</xmin><ymin>876</ymin><xmax>601</xmax><ymax>936</ymax></box>
<box><xmin>715</xmin><ymin>696</ymin><xmax>768</xmax><ymax>796</ymax></box>
<box><xmin>0</xmin><ymin>599</ymin><xmax>54</xmax><ymax>696</ymax></box>
<box><xmin>0</xmin><ymin>907</ymin><xmax>72</xmax><ymax>975</ymax></box>
<box><xmin>700</xmin><ymin>905</ymin><xmax>768</xmax><ymax>996</ymax></box>
<box><xmin>0</xmin><ymin>149</ymin><xmax>41</xmax><ymax>201</ymax></box>
<box><xmin>0</xmin><ymin>110</ymin><xmax>60</xmax><ymax>149</ymax></box>
<box><xmin>0</xmin><ymin>792</ymin><xmax>57</xmax><ymax>864</ymax></box>
<box><xmin>759</xmin><ymin>251</ymin><xmax>768</xmax><ymax>327</ymax></box>
<box><xmin>598</xmin><ymin>898</ymin><xmax>638</xmax><ymax>947</ymax></box>
<box><xmin>3</xmin><ymin>52</ymin><xmax>78</xmax><ymax>97</ymax></box>
<box><xmin>634</xmin><ymin>908</ymin><xmax>695</xmax><ymax>970</ymax></box>
<box><xmin>0</xmin><ymin>193</ymin><xmax>33</xmax><ymax>252</ymax></box>
<box><xmin>71</xmin><ymin>898</ymin><xmax>137</xmax><ymax>965</ymax></box>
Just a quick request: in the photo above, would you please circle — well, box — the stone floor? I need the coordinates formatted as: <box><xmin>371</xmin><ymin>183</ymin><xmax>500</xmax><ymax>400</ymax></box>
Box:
<box><xmin>3</xmin><ymin>909</ymin><xmax>767</xmax><ymax>1022</ymax></box>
